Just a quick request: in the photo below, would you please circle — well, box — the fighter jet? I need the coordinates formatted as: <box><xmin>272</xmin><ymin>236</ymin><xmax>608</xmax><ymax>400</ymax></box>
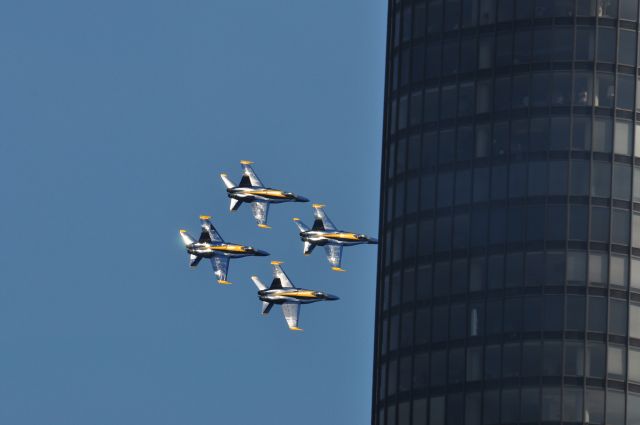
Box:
<box><xmin>292</xmin><ymin>204</ymin><xmax>378</xmax><ymax>272</ymax></box>
<box><xmin>251</xmin><ymin>261</ymin><xmax>339</xmax><ymax>331</ymax></box>
<box><xmin>219</xmin><ymin>160</ymin><xmax>309</xmax><ymax>229</ymax></box>
<box><xmin>179</xmin><ymin>215</ymin><xmax>269</xmax><ymax>284</ymax></box>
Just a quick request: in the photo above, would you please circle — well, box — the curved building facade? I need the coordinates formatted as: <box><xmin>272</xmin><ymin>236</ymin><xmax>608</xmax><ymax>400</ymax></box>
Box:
<box><xmin>372</xmin><ymin>1</ymin><xmax>640</xmax><ymax>424</ymax></box>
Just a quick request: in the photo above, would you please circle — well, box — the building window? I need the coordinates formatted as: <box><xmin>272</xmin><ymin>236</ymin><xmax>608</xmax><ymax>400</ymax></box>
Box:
<box><xmin>631</xmin><ymin>303</ymin><xmax>640</xmax><ymax>339</ymax></box>
<box><xmin>595</xmin><ymin>72</ymin><xmax>615</xmax><ymax>107</ymax></box>
<box><xmin>610</xmin><ymin>299</ymin><xmax>628</xmax><ymax>335</ymax></box>
<box><xmin>589</xmin><ymin>253</ymin><xmax>609</xmax><ymax>285</ymax></box>
<box><xmin>430</xmin><ymin>395</ymin><xmax>445</xmax><ymax>425</ymax></box>
<box><xmin>588</xmin><ymin>296</ymin><xmax>607</xmax><ymax>332</ymax></box>
<box><xmin>587</xmin><ymin>342</ymin><xmax>606</xmax><ymax>378</ymax></box>
<box><xmin>598</xmin><ymin>0</ymin><xmax>618</xmax><ymax>18</ymax></box>
<box><xmin>611</xmin><ymin>210</ymin><xmax>630</xmax><ymax>246</ymax></box>
<box><xmin>563</xmin><ymin>387</ymin><xmax>584</xmax><ymax>422</ymax></box>
<box><xmin>567</xmin><ymin>252</ymin><xmax>587</xmax><ymax>284</ymax></box>
<box><xmin>613</xmin><ymin>163</ymin><xmax>631</xmax><ymax>200</ymax></box>
<box><xmin>619</xmin><ymin>29</ymin><xmax>637</xmax><ymax>66</ymax></box>
<box><xmin>542</xmin><ymin>387</ymin><xmax>561</xmax><ymax>421</ymax></box>
<box><xmin>610</xmin><ymin>254</ymin><xmax>628</xmax><ymax>287</ymax></box>
<box><xmin>521</xmin><ymin>387</ymin><xmax>540</xmax><ymax>422</ymax></box>
<box><xmin>576</xmin><ymin>27</ymin><xmax>595</xmax><ymax>60</ymax></box>
<box><xmin>607</xmin><ymin>390</ymin><xmax>625</xmax><ymax>425</ymax></box>
<box><xmin>585</xmin><ymin>389</ymin><xmax>605</xmax><ymax>425</ymax></box>
<box><xmin>608</xmin><ymin>345</ymin><xmax>627</xmax><ymax>380</ymax></box>
<box><xmin>483</xmin><ymin>390</ymin><xmax>500</xmax><ymax>424</ymax></box>
<box><xmin>593</xmin><ymin>117</ymin><xmax>613</xmax><ymax>152</ymax></box>
<box><xmin>629</xmin><ymin>393</ymin><xmax>640</xmax><ymax>424</ymax></box>
<box><xmin>617</xmin><ymin>74</ymin><xmax>635</xmax><ymax>110</ymax></box>
<box><xmin>629</xmin><ymin>348</ymin><xmax>640</xmax><ymax>382</ymax></box>
<box><xmin>565</xmin><ymin>341</ymin><xmax>585</xmax><ymax>376</ymax></box>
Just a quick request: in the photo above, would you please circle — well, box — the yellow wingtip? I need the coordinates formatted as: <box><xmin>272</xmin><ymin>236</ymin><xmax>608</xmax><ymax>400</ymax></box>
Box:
<box><xmin>331</xmin><ymin>267</ymin><xmax>346</xmax><ymax>272</ymax></box>
<box><xmin>240</xmin><ymin>160</ymin><xmax>254</xmax><ymax>165</ymax></box>
<box><xmin>217</xmin><ymin>280</ymin><xmax>233</xmax><ymax>285</ymax></box>
<box><xmin>258</xmin><ymin>224</ymin><xmax>271</xmax><ymax>229</ymax></box>
<box><xmin>199</xmin><ymin>215</ymin><xmax>211</xmax><ymax>220</ymax></box>
<box><xmin>220</xmin><ymin>173</ymin><xmax>227</xmax><ymax>177</ymax></box>
<box><xmin>304</xmin><ymin>253</ymin><xmax>310</xmax><ymax>256</ymax></box>
<box><xmin>292</xmin><ymin>217</ymin><xmax>300</xmax><ymax>221</ymax></box>
<box><xmin>312</xmin><ymin>204</ymin><xmax>325</xmax><ymax>208</ymax></box>
<box><xmin>179</xmin><ymin>229</ymin><xmax>187</xmax><ymax>233</ymax></box>
<box><xmin>289</xmin><ymin>327</ymin><xmax>303</xmax><ymax>331</ymax></box>
<box><xmin>271</xmin><ymin>261</ymin><xmax>283</xmax><ymax>265</ymax></box>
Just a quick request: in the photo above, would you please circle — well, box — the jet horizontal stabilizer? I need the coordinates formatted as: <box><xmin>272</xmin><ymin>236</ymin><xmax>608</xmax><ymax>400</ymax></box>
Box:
<box><xmin>189</xmin><ymin>255</ymin><xmax>202</xmax><ymax>268</ymax></box>
<box><xmin>293</xmin><ymin>218</ymin><xmax>310</xmax><ymax>232</ymax></box>
<box><xmin>262</xmin><ymin>301</ymin><xmax>273</xmax><ymax>315</ymax></box>
<box><xmin>220</xmin><ymin>173</ymin><xmax>236</xmax><ymax>189</ymax></box>
<box><xmin>251</xmin><ymin>276</ymin><xmax>267</xmax><ymax>291</ymax></box>
<box><xmin>303</xmin><ymin>241</ymin><xmax>315</xmax><ymax>256</ymax></box>
<box><xmin>229</xmin><ymin>198</ymin><xmax>242</xmax><ymax>211</ymax></box>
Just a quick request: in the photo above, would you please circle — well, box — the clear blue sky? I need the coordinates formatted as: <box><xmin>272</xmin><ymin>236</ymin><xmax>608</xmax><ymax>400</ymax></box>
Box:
<box><xmin>0</xmin><ymin>1</ymin><xmax>386</xmax><ymax>424</ymax></box>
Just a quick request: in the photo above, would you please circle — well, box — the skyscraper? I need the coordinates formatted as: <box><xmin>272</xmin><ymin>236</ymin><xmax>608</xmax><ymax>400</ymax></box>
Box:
<box><xmin>372</xmin><ymin>1</ymin><xmax>640</xmax><ymax>424</ymax></box>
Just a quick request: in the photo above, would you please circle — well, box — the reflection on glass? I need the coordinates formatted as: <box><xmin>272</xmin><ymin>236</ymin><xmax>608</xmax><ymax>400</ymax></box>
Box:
<box><xmin>595</xmin><ymin>73</ymin><xmax>615</xmax><ymax>107</ymax></box>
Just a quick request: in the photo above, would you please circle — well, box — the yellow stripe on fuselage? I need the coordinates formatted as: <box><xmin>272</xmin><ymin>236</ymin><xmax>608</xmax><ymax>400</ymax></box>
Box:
<box><xmin>246</xmin><ymin>189</ymin><xmax>287</xmax><ymax>198</ymax></box>
<box><xmin>208</xmin><ymin>245</ymin><xmax>248</xmax><ymax>253</ymax></box>
<box><xmin>323</xmin><ymin>232</ymin><xmax>359</xmax><ymax>241</ymax></box>
<box><xmin>285</xmin><ymin>291</ymin><xmax>318</xmax><ymax>298</ymax></box>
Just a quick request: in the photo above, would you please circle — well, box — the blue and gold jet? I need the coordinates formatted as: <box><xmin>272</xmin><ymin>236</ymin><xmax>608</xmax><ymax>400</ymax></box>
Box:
<box><xmin>220</xmin><ymin>160</ymin><xmax>308</xmax><ymax>229</ymax></box>
<box><xmin>293</xmin><ymin>204</ymin><xmax>378</xmax><ymax>272</ymax></box>
<box><xmin>251</xmin><ymin>261</ymin><xmax>339</xmax><ymax>331</ymax></box>
<box><xmin>179</xmin><ymin>215</ymin><xmax>269</xmax><ymax>284</ymax></box>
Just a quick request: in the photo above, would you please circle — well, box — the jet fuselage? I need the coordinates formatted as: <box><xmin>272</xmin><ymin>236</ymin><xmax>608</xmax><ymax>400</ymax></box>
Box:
<box><xmin>227</xmin><ymin>187</ymin><xmax>308</xmax><ymax>204</ymax></box>
<box><xmin>299</xmin><ymin>230</ymin><xmax>378</xmax><ymax>246</ymax></box>
<box><xmin>258</xmin><ymin>288</ymin><xmax>339</xmax><ymax>305</ymax></box>
<box><xmin>186</xmin><ymin>242</ymin><xmax>269</xmax><ymax>258</ymax></box>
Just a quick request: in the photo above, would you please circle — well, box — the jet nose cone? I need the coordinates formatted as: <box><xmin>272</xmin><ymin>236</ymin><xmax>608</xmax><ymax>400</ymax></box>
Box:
<box><xmin>326</xmin><ymin>294</ymin><xmax>339</xmax><ymax>301</ymax></box>
<box><xmin>255</xmin><ymin>249</ymin><xmax>270</xmax><ymax>256</ymax></box>
<box><xmin>368</xmin><ymin>237</ymin><xmax>378</xmax><ymax>244</ymax></box>
<box><xmin>296</xmin><ymin>195</ymin><xmax>309</xmax><ymax>202</ymax></box>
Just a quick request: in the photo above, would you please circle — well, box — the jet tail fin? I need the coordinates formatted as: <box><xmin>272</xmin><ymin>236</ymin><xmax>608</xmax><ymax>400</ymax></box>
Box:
<box><xmin>220</xmin><ymin>173</ymin><xmax>236</xmax><ymax>189</ymax></box>
<box><xmin>292</xmin><ymin>217</ymin><xmax>309</xmax><ymax>232</ymax></box>
<box><xmin>251</xmin><ymin>276</ymin><xmax>267</xmax><ymax>291</ymax></box>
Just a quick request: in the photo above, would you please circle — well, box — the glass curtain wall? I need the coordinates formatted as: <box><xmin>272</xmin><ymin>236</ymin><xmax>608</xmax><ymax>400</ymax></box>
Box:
<box><xmin>373</xmin><ymin>1</ymin><xmax>640</xmax><ymax>424</ymax></box>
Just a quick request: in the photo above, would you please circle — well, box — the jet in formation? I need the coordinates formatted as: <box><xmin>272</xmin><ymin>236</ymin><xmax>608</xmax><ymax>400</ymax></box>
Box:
<box><xmin>179</xmin><ymin>215</ymin><xmax>269</xmax><ymax>284</ymax></box>
<box><xmin>293</xmin><ymin>204</ymin><xmax>378</xmax><ymax>272</ymax></box>
<box><xmin>251</xmin><ymin>261</ymin><xmax>339</xmax><ymax>331</ymax></box>
<box><xmin>220</xmin><ymin>160</ymin><xmax>309</xmax><ymax>229</ymax></box>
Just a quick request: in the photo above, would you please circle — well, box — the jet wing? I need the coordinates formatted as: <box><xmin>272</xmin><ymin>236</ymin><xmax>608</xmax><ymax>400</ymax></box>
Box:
<box><xmin>241</xmin><ymin>161</ymin><xmax>264</xmax><ymax>187</ymax></box>
<box><xmin>199</xmin><ymin>216</ymin><xmax>224</xmax><ymax>243</ymax></box>
<box><xmin>210</xmin><ymin>256</ymin><xmax>231</xmax><ymax>284</ymax></box>
<box><xmin>313</xmin><ymin>205</ymin><xmax>336</xmax><ymax>231</ymax></box>
<box><xmin>272</xmin><ymin>262</ymin><xmax>294</xmax><ymax>288</ymax></box>
<box><xmin>282</xmin><ymin>303</ymin><xmax>301</xmax><ymax>330</ymax></box>
<box><xmin>324</xmin><ymin>245</ymin><xmax>343</xmax><ymax>270</ymax></box>
<box><xmin>251</xmin><ymin>202</ymin><xmax>270</xmax><ymax>228</ymax></box>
